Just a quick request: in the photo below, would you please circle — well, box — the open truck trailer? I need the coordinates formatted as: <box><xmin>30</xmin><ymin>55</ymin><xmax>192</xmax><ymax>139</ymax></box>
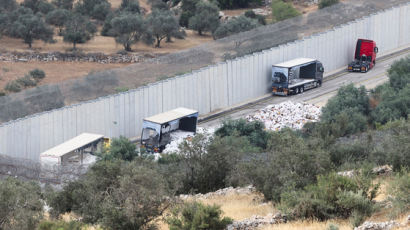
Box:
<box><xmin>140</xmin><ymin>107</ymin><xmax>198</xmax><ymax>153</ymax></box>
<box><xmin>272</xmin><ymin>58</ymin><xmax>324</xmax><ymax>96</ymax></box>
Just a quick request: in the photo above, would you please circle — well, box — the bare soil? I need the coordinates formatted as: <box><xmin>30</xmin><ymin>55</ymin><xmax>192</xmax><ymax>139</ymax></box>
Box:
<box><xmin>0</xmin><ymin>61</ymin><xmax>127</xmax><ymax>90</ymax></box>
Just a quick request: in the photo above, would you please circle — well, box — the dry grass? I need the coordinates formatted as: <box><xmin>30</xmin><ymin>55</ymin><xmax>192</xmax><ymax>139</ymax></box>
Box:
<box><xmin>0</xmin><ymin>61</ymin><xmax>127</xmax><ymax>90</ymax></box>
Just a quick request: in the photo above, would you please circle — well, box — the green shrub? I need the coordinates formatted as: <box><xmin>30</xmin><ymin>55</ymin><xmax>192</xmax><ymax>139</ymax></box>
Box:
<box><xmin>245</xmin><ymin>129</ymin><xmax>331</xmax><ymax>202</ymax></box>
<box><xmin>0</xmin><ymin>91</ymin><xmax>5</xmax><ymax>96</ymax></box>
<box><xmin>167</xmin><ymin>202</ymin><xmax>233</xmax><ymax>230</ymax></box>
<box><xmin>37</xmin><ymin>220</ymin><xmax>84</xmax><ymax>230</ymax></box>
<box><xmin>321</xmin><ymin>84</ymin><xmax>370</xmax><ymax>123</ymax></box>
<box><xmin>388</xmin><ymin>169</ymin><xmax>410</xmax><ymax>217</ymax></box>
<box><xmin>213</xmin><ymin>15</ymin><xmax>260</xmax><ymax>39</ymax></box>
<box><xmin>16</xmin><ymin>75</ymin><xmax>37</xmax><ymax>87</ymax></box>
<box><xmin>215</xmin><ymin>118</ymin><xmax>270</xmax><ymax>150</ymax></box>
<box><xmin>327</xmin><ymin>223</ymin><xmax>339</xmax><ymax>230</ymax></box>
<box><xmin>0</xmin><ymin>177</ymin><xmax>43</xmax><ymax>230</ymax></box>
<box><xmin>4</xmin><ymin>80</ymin><xmax>22</xmax><ymax>92</ymax></box>
<box><xmin>30</xmin><ymin>68</ymin><xmax>46</xmax><ymax>80</ymax></box>
<box><xmin>102</xmin><ymin>136</ymin><xmax>137</xmax><ymax>161</ymax></box>
<box><xmin>47</xmin><ymin>160</ymin><xmax>170</xmax><ymax>230</ymax></box>
<box><xmin>271</xmin><ymin>0</ymin><xmax>300</xmax><ymax>22</ymax></box>
<box><xmin>244</xmin><ymin>10</ymin><xmax>266</xmax><ymax>25</ymax></box>
<box><xmin>319</xmin><ymin>0</ymin><xmax>339</xmax><ymax>9</ymax></box>
<box><xmin>279</xmin><ymin>171</ymin><xmax>377</xmax><ymax>224</ymax></box>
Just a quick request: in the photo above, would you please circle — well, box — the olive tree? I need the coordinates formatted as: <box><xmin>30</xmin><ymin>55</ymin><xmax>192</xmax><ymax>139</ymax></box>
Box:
<box><xmin>10</xmin><ymin>12</ymin><xmax>54</xmax><ymax>48</ymax></box>
<box><xmin>188</xmin><ymin>0</ymin><xmax>220</xmax><ymax>35</ymax></box>
<box><xmin>46</xmin><ymin>9</ymin><xmax>71</xmax><ymax>35</ymax></box>
<box><xmin>110</xmin><ymin>12</ymin><xmax>150</xmax><ymax>51</ymax></box>
<box><xmin>147</xmin><ymin>9</ymin><xmax>181</xmax><ymax>47</ymax></box>
<box><xmin>62</xmin><ymin>14</ymin><xmax>96</xmax><ymax>50</ymax></box>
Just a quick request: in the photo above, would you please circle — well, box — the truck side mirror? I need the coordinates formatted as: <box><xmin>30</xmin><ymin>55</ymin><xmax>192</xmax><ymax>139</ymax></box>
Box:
<box><xmin>374</xmin><ymin>47</ymin><xmax>378</xmax><ymax>53</ymax></box>
<box><xmin>319</xmin><ymin>67</ymin><xmax>324</xmax><ymax>72</ymax></box>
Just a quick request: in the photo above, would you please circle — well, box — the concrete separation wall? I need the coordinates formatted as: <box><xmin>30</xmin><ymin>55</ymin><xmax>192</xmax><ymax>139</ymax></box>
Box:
<box><xmin>1</xmin><ymin>3</ymin><xmax>409</xmax><ymax>161</ymax></box>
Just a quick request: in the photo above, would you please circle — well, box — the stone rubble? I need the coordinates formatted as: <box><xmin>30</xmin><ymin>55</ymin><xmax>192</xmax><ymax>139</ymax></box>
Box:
<box><xmin>227</xmin><ymin>213</ymin><xmax>287</xmax><ymax>230</ymax></box>
<box><xmin>246</xmin><ymin>101</ymin><xmax>321</xmax><ymax>131</ymax></box>
<box><xmin>338</xmin><ymin>165</ymin><xmax>393</xmax><ymax>178</ymax></box>
<box><xmin>354</xmin><ymin>221</ymin><xmax>400</xmax><ymax>230</ymax></box>
<box><xmin>179</xmin><ymin>185</ymin><xmax>255</xmax><ymax>200</ymax></box>
<box><xmin>0</xmin><ymin>51</ymin><xmax>156</xmax><ymax>64</ymax></box>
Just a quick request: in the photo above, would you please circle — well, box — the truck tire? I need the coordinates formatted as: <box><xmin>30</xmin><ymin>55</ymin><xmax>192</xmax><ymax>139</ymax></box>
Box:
<box><xmin>295</xmin><ymin>87</ymin><xmax>299</xmax><ymax>94</ymax></box>
<box><xmin>300</xmin><ymin>87</ymin><xmax>304</xmax><ymax>93</ymax></box>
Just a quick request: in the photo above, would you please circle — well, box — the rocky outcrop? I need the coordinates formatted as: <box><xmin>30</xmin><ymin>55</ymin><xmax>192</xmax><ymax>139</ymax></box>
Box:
<box><xmin>227</xmin><ymin>213</ymin><xmax>287</xmax><ymax>230</ymax></box>
<box><xmin>354</xmin><ymin>221</ymin><xmax>400</xmax><ymax>230</ymax></box>
<box><xmin>179</xmin><ymin>185</ymin><xmax>256</xmax><ymax>200</ymax></box>
<box><xmin>0</xmin><ymin>51</ymin><xmax>156</xmax><ymax>64</ymax></box>
<box><xmin>337</xmin><ymin>165</ymin><xmax>392</xmax><ymax>178</ymax></box>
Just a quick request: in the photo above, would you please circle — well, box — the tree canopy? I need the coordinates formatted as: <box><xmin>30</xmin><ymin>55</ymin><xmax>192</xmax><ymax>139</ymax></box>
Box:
<box><xmin>188</xmin><ymin>1</ymin><xmax>220</xmax><ymax>35</ymax></box>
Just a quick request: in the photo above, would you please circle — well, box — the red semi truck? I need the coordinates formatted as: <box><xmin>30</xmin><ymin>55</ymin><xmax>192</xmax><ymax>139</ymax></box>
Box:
<box><xmin>348</xmin><ymin>39</ymin><xmax>378</xmax><ymax>73</ymax></box>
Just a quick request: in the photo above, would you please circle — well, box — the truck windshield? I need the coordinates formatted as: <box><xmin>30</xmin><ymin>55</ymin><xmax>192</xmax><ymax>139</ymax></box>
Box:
<box><xmin>141</xmin><ymin>128</ymin><xmax>159</xmax><ymax>146</ymax></box>
<box><xmin>273</xmin><ymin>72</ymin><xmax>287</xmax><ymax>83</ymax></box>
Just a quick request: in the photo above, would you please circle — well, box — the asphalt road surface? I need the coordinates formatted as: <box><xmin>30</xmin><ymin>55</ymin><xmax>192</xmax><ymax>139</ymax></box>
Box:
<box><xmin>200</xmin><ymin>50</ymin><xmax>410</xmax><ymax>128</ymax></box>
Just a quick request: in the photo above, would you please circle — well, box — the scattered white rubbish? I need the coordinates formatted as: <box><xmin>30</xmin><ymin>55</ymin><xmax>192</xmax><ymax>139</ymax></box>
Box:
<box><xmin>246</xmin><ymin>101</ymin><xmax>321</xmax><ymax>131</ymax></box>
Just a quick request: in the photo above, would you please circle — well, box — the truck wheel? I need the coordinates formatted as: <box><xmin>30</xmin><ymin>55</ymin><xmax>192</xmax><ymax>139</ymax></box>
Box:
<box><xmin>318</xmin><ymin>81</ymin><xmax>322</xmax><ymax>87</ymax></box>
<box><xmin>300</xmin><ymin>87</ymin><xmax>304</xmax><ymax>93</ymax></box>
<box><xmin>295</xmin><ymin>87</ymin><xmax>299</xmax><ymax>94</ymax></box>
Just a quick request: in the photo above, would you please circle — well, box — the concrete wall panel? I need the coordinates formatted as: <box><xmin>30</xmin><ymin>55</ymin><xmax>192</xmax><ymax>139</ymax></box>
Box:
<box><xmin>1</xmin><ymin>4</ymin><xmax>410</xmax><ymax>161</ymax></box>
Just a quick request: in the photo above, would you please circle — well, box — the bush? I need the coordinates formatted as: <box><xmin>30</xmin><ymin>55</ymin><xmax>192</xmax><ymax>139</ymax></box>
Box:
<box><xmin>217</xmin><ymin>0</ymin><xmax>262</xmax><ymax>9</ymax></box>
<box><xmin>245</xmin><ymin>129</ymin><xmax>331</xmax><ymax>201</ymax></box>
<box><xmin>387</xmin><ymin>55</ymin><xmax>410</xmax><ymax>90</ymax></box>
<box><xmin>388</xmin><ymin>169</ymin><xmax>410</xmax><ymax>217</ymax></box>
<box><xmin>102</xmin><ymin>136</ymin><xmax>138</xmax><ymax>161</ymax></box>
<box><xmin>0</xmin><ymin>91</ymin><xmax>5</xmax><ymax>96</ymax></box>
<box><xmin>279</xmin><ymin>171</ymin><xmax>377</xmax><ymax>225</ymax></box>
<box><xmin>4</xmin><ymin>80</ymin><xmax>22</xmax><ymax>92</ymax></box>
<box><xmin>167</xmin><ymin>202</ymin><xmax>233</xmax><ymax>230</ymax></box>
<box><xmin>321</xmin><ymin>84</ymin><xmax>370</xmax><ymax>123</ymax></box>
<box><xmin>319</xmin><ymin>0</ymin><xmax>339</xmax><ymax>9</ymax></box>
<box><xmin>215</xmin><ymin>119</ymin><xmax>270</xmax><ymax>150</ymax></box>
<box><xmin>244</xmin><ymin>10</ymin><xmax>266</xmax><ymax>25</ymax></box>
<box><xmin>0</xmin><ymin>177</ymin><xmax>43</xmax><ymax>230</ymax></box>
<box><xmin>37</xmin><ymin>220</ymin><xmax>84</xmax><ymax>230</ymax></box>
<box><xmin>271</xmin><ymin>0</ymin><xmax>300</xmax><ymax>22</ymax></box>
<box><xmin>47</xmin><ymin>159</ymin><xmax>171</xmax><ymax>230</ymax></box>
<box><xmin>16</xmin><ymin>75</ymin><xmax>37</xmax><ymax>87</ymax></box>
<box><xmin>158</xmin><ymin>132</ymin><xmax>258</xmax><ymax>195</ymax></box>
<box><xmin>30</xmin><ymin>68</ymin><xmax>46</xmax><ymax>80</ymax></box>
<box><xmin>213</xmin><ymin>15</ymin><xmax>260</xmax><ymax>39</ymax></box>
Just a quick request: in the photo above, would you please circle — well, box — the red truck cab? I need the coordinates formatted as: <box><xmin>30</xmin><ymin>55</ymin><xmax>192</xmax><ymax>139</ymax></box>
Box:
<box><xmin>348</xmin><ymin>39</ymin><xmax>378</xmax><ymax>73</ymax></box>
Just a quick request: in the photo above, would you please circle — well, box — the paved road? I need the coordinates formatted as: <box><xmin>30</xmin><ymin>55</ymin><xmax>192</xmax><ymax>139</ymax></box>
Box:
<box><xmin>200</xmin><ymin>51</ymin><xmax>410</xmax><ymax>128</ymax></box>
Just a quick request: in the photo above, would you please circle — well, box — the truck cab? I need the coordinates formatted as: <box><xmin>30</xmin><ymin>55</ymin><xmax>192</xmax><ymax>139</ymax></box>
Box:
<box><xmin>140</xmin><ymin>108</ymin><xmax>198</xmax><ymax>153</ymax></box>
<box><xmin>272</xmin><ymin>58</ymin><xmax>324</xmax><ymax>96</ymax></box>
<box><xmin>348</xmin><ymin>39</ymin><xmax>378</xmax><ymax>73</ymax></box>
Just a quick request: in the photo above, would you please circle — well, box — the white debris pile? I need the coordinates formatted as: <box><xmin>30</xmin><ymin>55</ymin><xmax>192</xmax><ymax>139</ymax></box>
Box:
<box><xmin>162</xmin><ymin>127</ymin><xmax>216</xmax><ymax>154</ymax></box>
<box><xmin>246</xmin><ymin>101</ymin><xmax>321</xmax><ymax>131</ymax></box>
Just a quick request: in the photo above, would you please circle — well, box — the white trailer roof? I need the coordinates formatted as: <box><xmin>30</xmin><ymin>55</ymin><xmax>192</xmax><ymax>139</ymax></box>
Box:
<box><xmin>273</xmin><ymin>58</ymin><xmax>316</xmax><ymax>68</ymax></box>
<box><xmin>40</xmin><ymin>133</ymin><xmax>104</xmax><ymax>158</ymax></box>
<box><xmin>144</xmin><ymin>107</ymin><xmax>198</xmax><ymax>124</ymax></box>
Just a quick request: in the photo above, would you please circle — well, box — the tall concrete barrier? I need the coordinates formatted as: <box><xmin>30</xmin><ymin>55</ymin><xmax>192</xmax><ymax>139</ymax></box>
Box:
<box><xmin>1</xmin><ymin>3</ymin><xmax>410</xmax><ymax>161</ymax></box>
